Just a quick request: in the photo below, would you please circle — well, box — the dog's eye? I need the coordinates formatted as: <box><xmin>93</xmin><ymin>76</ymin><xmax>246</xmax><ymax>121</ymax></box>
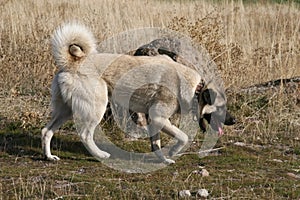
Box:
<box><xmin>216</xmin><ymin>105</ymin><xmax>225</xmax><ymax>111</ymax></box>
<box><xmin>214</xmin><ymin>106</ymin><xmax>226</xmax><ymax>118</ymax></box>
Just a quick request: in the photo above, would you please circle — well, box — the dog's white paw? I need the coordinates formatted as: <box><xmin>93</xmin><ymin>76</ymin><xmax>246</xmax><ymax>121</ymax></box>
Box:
<box><xmin>99</xmin><ymin>151</ymin><xmax>110</xmax><ymax>159</ymax></box>
<box><xmin>163</xmin><ymin>158</ymin><xmax>175</xmax><ymax>164</ymax></box>
<box><xmin>46</xmin><ymin>155</ymin><xmax>60</xmax><ymax>161</ymax></box>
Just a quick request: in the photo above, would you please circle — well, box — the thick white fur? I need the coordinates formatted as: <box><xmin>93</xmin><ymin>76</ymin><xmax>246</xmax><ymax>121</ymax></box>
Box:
<box><xmin>51</xmin><ymin>22</ymin><xmax>97</xmax><ymax>70</ymax></box>
<box><xmin>42</xmin><ymin>23</ymin><xmax>110</xmax><ymax>161</ymax></box>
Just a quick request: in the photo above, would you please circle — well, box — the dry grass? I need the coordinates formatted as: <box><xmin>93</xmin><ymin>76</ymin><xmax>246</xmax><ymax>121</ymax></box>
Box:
<box><xmin>0</xmin><ymin>0</ymin><xmax>299</xmax><ymax>199</ymax></box>
<box><xmin>0</xmin><ymin>0</ymin><xmax>299</xmax><ymax>94</ymax></box>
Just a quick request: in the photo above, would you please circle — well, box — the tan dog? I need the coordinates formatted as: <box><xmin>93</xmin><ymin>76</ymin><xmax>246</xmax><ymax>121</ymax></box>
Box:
<box><xmin>133</xmin><ymin>38</ymin><xmax>236</xmax><ymax>134</ymax></box>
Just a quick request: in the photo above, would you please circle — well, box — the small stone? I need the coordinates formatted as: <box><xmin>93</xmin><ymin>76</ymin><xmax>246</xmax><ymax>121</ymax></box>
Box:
<box><xmin>197</xmin><ymin>189</ymin><xmax>209</xmax><ymax>198</ymax></box>
<box><xmin>173</xmin><ymin>171</ymin><xmax>179</xmax><ymax>176</ymax></box>
<box><xmin>272</xmin><ymin>159</ymin><xmax>283</xmax><ymax>163</ymax></box>
<box><xmin>257</xmin><ymin>136</ymin><xmax>261</xmax><ymax>140</ymax></box>
<box><xmin>200</xmin><ymin>169</ymin><xmax>209</xmax><ymax>177</ymax></box>
<box><xmin>287</xmin><ymin>172</ymin><xmax>300</xmax><ymax>179</ymax></box>
<box><xmin>179</xmin><ymin>190</ymin><xmax>191</xmax><ymax>198</ymax></box>
<box><xmin>77</xmin><ymin>168</ymin><xmax>85</xmax><ymax>174</ymax></box>
<box><xmin>234</xmin><ymin>142</ymin><xmax>246</xmax><ymax>147</ymax></box>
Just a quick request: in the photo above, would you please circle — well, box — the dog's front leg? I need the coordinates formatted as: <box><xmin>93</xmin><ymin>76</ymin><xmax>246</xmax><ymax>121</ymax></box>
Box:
<box><xmin>148</xmin><ymin>120</ymin><xmax>175</xmax><ymax>164</ymax></box>
<box><xmin>149</xmin><ymin>133</ymin><xmax>175</xmax><ymax>163</ymax></box>
<box><xmin>161</xmin><ymin>123</ymin><xmax>189</xmax><ymax>157</ymax></box>
<box><xmin>150</xmin><ymin>133</ymin><xmax>161</xmax><ymax>152</ymax></box>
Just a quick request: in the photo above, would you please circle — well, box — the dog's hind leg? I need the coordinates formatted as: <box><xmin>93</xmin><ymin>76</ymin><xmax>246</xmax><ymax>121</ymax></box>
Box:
<box><xmin>77</xmin><ymin>83</ymin><xmax>110</xmax><ymax>160</ymax></box>
<box><xmin>42</xmin><ymin>102</ymin><xmax>72</xmax><ymax>161</ymax></box>
<box><xmin>79</xmin><ymin>120</ymin><xmax>110</xmax><ymax>160</ymax></box>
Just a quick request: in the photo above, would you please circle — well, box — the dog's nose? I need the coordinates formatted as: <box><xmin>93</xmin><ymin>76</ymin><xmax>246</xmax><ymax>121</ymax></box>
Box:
<box><xmin>231</xmin><ymin>117</ymin><xmax>236</xmax><ymax>124</ymax></box>
<box><xmin>224</xmin><ymin>111</ymin><xmax>236</xmax><ymax>126</ymax></box>
<box><xmin>225</xmin><ymin>118</ymin><xmax>236</xmax><ymax>125</ymax></box>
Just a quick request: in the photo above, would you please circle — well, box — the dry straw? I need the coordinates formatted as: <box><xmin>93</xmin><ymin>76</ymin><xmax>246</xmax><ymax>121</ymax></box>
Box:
<box><xmin>0</xmin><ymin>0</ymin><xmax>299</xmax><ymax>136</ymax></box>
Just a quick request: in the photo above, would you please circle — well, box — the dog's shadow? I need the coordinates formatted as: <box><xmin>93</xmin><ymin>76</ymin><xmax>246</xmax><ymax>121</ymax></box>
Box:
<box><xmin>0</xmin><ymin>119</ymin><xmax>171</xmax><ymax>166</ymax></box>
<box><xmin>0</xmin><ymin>119</ymin><xmax>91</xmax><ymax>161</ymax></box>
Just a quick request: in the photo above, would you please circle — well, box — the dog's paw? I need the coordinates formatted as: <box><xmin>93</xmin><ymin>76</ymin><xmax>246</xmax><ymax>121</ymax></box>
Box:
<box><xmin>46</xmin><ymin>155</ymin><xmax>60</xmax><ymax>161</ymax></box>
<box><xmin>163</xmin><ymin>158</ymin><xmax>175</xmax><ymax>165</ymax></box>
<box><xmin>153</xmin><ymin>151</ymin><xmax>175</xmax><ymax>164</ymax></box>
<box><xmin>99</xmin><ymin>151</ymin><xmax>110</xmax><ymax>159</ymax></box>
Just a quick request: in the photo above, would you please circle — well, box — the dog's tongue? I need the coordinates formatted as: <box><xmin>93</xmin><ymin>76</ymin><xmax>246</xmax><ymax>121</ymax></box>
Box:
<box><xmin>218</xmin><ymin>126</ymin><xmax>224</xmax><ymax>136</ymax></box>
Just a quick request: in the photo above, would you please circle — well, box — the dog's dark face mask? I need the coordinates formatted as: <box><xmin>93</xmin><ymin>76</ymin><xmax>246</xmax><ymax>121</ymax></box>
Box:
<box><xmin>197</xmin><ymin>88</ymin><xmax>236</xmax><ymax>135</ymax></box>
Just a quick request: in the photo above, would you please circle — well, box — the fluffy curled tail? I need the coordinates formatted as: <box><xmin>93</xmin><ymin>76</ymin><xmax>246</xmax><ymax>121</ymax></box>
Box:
<box><xmin>51</xmin><ymin>22</ymin><xmax>97</xmax><ymax>70</ymax></box>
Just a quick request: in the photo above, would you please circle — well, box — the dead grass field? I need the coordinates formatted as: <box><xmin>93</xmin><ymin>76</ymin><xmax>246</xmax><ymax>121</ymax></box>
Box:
<box><xmin>0</xmin><ymin>0</ymin><xmax>299</xmax><ymax>199</ymax></box>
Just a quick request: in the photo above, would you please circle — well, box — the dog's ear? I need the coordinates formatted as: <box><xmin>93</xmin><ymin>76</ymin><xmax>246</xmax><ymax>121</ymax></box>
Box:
<box><xmin>157</xmin><ymin>49</ymin><xmax>178</xmax><ymax>61</ymax></box>
<box><xmin>202</xmin><ymin>89</ymin><xmax>217</xmax><ymax>105</ymax></box>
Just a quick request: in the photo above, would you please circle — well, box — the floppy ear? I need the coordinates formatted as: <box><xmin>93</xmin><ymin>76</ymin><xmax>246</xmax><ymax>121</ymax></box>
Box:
<box><xmin>201</xmin><ymin>104</ymin><xmax>217</xmax><ymax>115</ymax></box>
<box><xmin>202</xmin><ymin>89</ymin><xmax>217</xmax><ymax>105</ymax></box>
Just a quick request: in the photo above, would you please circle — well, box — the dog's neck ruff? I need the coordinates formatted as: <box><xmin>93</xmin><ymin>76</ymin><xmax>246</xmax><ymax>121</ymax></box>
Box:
<box><xmin>192</xmin><ymin>79</ymin><xmax>205</xmax><ymax>121</ymax></box>
<box><xmin>195</xmin><ymin>79</ymin><xmax>205</xmax><ymax>96</ymax></box>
